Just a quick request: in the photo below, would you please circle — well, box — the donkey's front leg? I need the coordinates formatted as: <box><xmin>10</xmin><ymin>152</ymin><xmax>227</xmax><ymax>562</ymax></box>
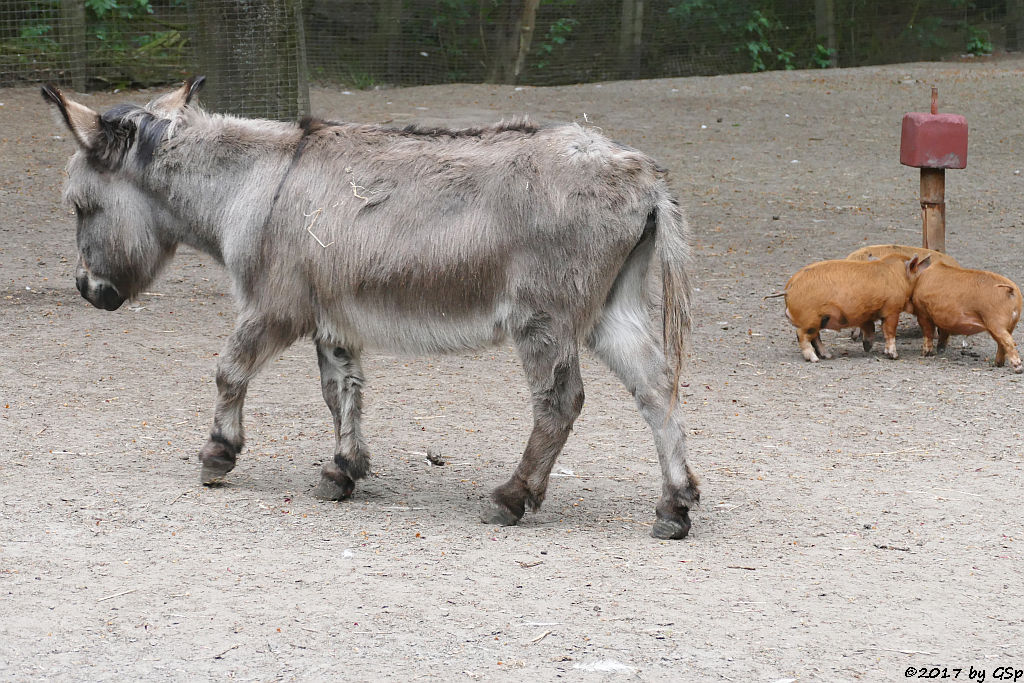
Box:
<box><xmin>312</xmin><ymin>343</ymin><xmax>370</xmax><ymax>500</ymax></box>
<box><xmin>483</xmin><ymin>330</ymin><xmax>584</xmax><ymax>526</ymax></box>
<box><xmin>199</xmin><ymin>315</ymin><xmax>296</xmax><ymax>484</ymax></box>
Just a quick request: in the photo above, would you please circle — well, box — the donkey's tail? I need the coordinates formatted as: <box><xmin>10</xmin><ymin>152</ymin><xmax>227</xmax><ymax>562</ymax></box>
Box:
<box><xmin>655</xmin><ymin>193</ymin><xmax>694</xmax><ymax>398</ymax></box>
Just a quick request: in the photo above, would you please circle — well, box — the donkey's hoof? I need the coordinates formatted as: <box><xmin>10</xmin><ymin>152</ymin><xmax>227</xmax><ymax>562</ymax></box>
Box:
<box><xmin>313</xmin><ymin>463</ymin><xmax>355</xmax><ymax>501</ymax></box>
<box><xmin>480</xmin><ymin>501</ymin><xmax>522</xmax><ymax>526</ymax></box>
<box><xmin>482</xmin><ymin>481</ymin><xmax>527</xmax><ymax>526</ymax></box>
<box><xmin>651</xmin><ymin>510</ymin><xmax>691</xmax><ymax>540</ymax></box>
<box><xmin>200</xmin><ymin>462</ymin><xmax>232</xmax><ymax>485</ymax></box>
<box><xmin>198</xmin><ymin>440</ymin><xmax>237</xmax><ymax>485</ymax></box>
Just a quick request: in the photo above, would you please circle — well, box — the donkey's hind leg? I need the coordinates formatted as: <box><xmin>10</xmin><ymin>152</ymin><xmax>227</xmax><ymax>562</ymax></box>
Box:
<box><xmin>482</xmin><ymin>320</ymin><xmax>584</xmax><ymax>527</ymax></box>
<box><xmin>587</xmin><ymin>312</ymin><xmax>700</xmax><ymax>539</ymax></box>
<box><xmin>199</xmin><ymin>314</ymin><xmax>297</xmax><ymax>484</ymax></box>
<box><xmin>312</xmin><ymin>343</ymin><xmax>371</xmax><ymax>500</ymax></box>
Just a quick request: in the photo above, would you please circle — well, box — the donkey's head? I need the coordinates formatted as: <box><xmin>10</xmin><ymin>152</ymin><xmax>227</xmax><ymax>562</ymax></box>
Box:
<box><xmin>42</xmin><ymin>77</ymin><xmax>205</xmax><ymax>310</ymax></box>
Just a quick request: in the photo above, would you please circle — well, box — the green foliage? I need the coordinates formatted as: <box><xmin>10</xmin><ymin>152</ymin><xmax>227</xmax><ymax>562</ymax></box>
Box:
<box><xmin>669</xmin><ymin>2</ymin><xmax>805</xmax><ymax>72</ymax></box>
<box><xmin>18</xmin><ymin>22</ymin><xmax>58</xmax><ymax>51</ymax></box>
<box><xmin>901</xmin><ymin>15</ymin><xmax>947</xmax><ymax>50</ymax></box>
<box><xmin>535</xmin><ymin>17</ymin><xmax>578</xmax><ymax>70</ymax></box>
<box><xmin>812</xmin><ymin>43</ymin><xmax>835</xmax><ymax>69</ymax></box>
<box><xmin>421</xmin><ymin>0</ymin><xmax>477</xmax><ymax>81</ymax></box>
<box><xmin>742</xmin><ymin>9</ymin><xmax>786</xmax><ymax>72</ymax></box>
<box><xmin>88</xmin><ymin>0</ymin><xmax>155</xmax><ymax>52</ymax></box>
<box><xmin>345</xmin><ymin>69</ymin><xmax>377</xmax><ymax>90</ymax></box>
<box><xmin>963</xmin><ymin>25</ymin><xmax>992</xmax><ymax>55</ymax></box>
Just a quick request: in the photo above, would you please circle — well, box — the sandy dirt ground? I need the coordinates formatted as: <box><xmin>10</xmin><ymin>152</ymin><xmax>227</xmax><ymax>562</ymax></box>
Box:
<box><xmin>2</xmin><ymin>58</ymin><xmax>1023</xmax><ymax>681</ymax></box>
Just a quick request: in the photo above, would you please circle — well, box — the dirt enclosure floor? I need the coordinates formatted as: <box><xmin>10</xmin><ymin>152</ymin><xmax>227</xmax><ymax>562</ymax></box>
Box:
<box><xmin>2</xmin><ymin>58</ymin><xmax>1024</xmax><ymax>681</ymax></box>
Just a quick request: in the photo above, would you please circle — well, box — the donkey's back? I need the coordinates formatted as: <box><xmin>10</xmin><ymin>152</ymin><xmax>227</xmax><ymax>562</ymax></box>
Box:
<box><xmin>239</xmin><ymin>116</ymin><xmax>684</xmax><ymax>356</ymax></box>
<box><xmin>43</xmin><ymin>78</ymin><xmax>701</xmax><ymax>539</ymax></box>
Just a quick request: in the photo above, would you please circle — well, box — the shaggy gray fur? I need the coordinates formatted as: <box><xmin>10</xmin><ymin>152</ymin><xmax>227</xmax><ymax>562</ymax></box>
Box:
<box><xmin>43</xmin><ymin>78</ymin><xmax>701</xmax><ymax>539</ymax></box>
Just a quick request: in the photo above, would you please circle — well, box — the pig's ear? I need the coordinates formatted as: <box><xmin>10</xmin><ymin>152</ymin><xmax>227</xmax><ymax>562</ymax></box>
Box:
<box><xmin>907</xmin><ymin>254</ymin><xmax>932</xmax><ymax>276</ymax></box>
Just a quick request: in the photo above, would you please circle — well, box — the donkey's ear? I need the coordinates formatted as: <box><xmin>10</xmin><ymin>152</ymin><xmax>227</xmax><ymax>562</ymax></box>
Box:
<box><xmin>41</xmin><ymin>84</ymin><xmax>102</xmax><ymax>150</ymax></box>
<box><xmin>148</xmin><ymin>75</ymin><xmax>206</xmax><ymax>115</ymax></box>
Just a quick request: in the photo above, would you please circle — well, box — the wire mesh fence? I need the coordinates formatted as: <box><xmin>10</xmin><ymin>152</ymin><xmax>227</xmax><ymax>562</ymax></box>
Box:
<box><xmin>2</xmin><ymin>1</ymin><xmax>1020</xmax><ymax>113</ymax></box>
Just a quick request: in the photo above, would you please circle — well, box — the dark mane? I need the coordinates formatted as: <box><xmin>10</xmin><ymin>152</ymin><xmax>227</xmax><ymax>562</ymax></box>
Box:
<box><xmin>398</xmin><ymin>119</ymin><xmax>539</xmax><ymax>138</ymax></box>
<box><xmin>297</xmin><ymin>116</ymin><xmax>539</xmax><ymax>140</ymax></box>
<box><xmin>91</xmin><ymin>103</ymin><xmax>170</xmax><ymax>171</ymax></box>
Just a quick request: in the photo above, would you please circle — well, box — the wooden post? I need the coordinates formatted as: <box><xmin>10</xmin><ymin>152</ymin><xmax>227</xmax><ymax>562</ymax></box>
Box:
<box><xmin>900</xmin><ymin>86</ymin><xmax>966</xmax><ymax>256</ymax></box>
<box><xmin>920</xmin><ymin>168</ymin><xmax>946</xmax><ymax>253</ymax></box>
<box><xmin>919</xmin><ymin>87</ymin><xmax>945</xmax><ymax>253</ymax></box>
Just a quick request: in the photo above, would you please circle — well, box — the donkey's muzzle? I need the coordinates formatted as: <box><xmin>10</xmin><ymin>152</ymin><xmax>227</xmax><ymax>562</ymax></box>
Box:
<box><xmin>76</xmin><ymin>273</ymin><xmax>125</xmax><ymax>311</ymax></box>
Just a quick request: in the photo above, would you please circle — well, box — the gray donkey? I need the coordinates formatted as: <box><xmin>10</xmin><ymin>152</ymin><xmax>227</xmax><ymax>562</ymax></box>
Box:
<box><xmin>42</xmin><ymin>77</ymin><xmax>700</xmax><ymax>539</ymax></box>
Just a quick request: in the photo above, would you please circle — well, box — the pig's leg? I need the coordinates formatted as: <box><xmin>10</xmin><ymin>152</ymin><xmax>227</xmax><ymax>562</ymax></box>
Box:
<box><xmin>880</xmin><ymin>314</ymin><xmax>900</xmax><ymax>359</ymax></box>
<box><xmin>797</xmin><ymin>329</ymin><xmax>820</xmax><ymax>362</ymax></box>
<box><xmin>988</xmin><ymin>328</ymin><xmax>1022</xmax><ymax>372</ymax></box>
<box><xmin>936</xmin><ymin>329</ymin><xmax>951</xmax><ymax>352</ymax></box>
<box><xmin>860</xmin><ymin>321</ymin><xmax>875</xmax><ymax>352</ymax></box>
<box><xmin>918</xmin><ymin>316</ymin><xmax>936</xmax><ymax>356</ymax></box>
<box><xmin>811</xmin><ymin>333</ymin><xmax>832</xmax><ymax>360</ymax></box>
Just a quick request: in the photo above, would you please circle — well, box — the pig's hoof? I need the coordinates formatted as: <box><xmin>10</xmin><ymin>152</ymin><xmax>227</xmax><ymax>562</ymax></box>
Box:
<box><xmin>1013</xmin><ymin>363</ymin><xmax>1023</xmax><ymax>374</ymax></box>
<box><xmin>885</xmin><ymin>351</ymin><xmax>899</xmax><ymax>360</ymax></box>
<box><xmin>862</xmin><ymin>340</ymin><xmax>873</xmax><ymax>352</ymax></box>
<box><xmin>819</xmin><ymin>350</ymin><xmax>833</xmax><ymax>360</ymax></box>
<box><xmin>922</xmin><ymin>348</ymin><xmax>935</xmax><ymax>357</ymax></box>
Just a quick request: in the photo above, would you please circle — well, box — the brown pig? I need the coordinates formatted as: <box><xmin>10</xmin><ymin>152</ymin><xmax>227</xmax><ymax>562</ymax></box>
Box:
<box><xmin>846</xmin><ymin>243</ymin><xmax>960</xmax><ymax>267</ymax></box>
<box><xmin>910</xmin><ymin>261</ymin><xmax>1023</xmax><ymax>373</ymax></box>
<box><xmin>783</xmin><ymin>254</ymin><xmax>928</xmax><ymax>362</ymax></box>
<box><xmin>846</xmin><ymin>245</ymin><xmax>959</xmax><ymax>342</ymax></box>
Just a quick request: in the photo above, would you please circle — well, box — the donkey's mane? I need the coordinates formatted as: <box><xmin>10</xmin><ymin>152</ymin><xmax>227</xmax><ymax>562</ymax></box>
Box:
<box><xmin>397</xmin><ymin>118</ymin><xmax>540</xmax><ymax>138</ymax></box>
<box><xmin>91</xmin><ymin>103</ymin><xmax>542</xmax><ymax>177</ymax></box>
<box><xmin>93</xmin><ymin>103</ymin><xmax>171</xmax><ymax>171</ymax></box>
<box><xmin>298</xmin><ymin>115</ymin><xmax>540</xmax><ymax>140</ymax></box>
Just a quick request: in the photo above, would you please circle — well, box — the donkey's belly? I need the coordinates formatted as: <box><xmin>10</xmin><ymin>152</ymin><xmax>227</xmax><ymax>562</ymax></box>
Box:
<box><xmin>320</xmin><ymin>303</ymin><xmax>509</xmax><ymax>355</ymax></box>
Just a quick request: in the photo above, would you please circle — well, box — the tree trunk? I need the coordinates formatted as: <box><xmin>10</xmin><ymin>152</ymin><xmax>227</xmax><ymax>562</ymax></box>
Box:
<box><xmin>512</xmin><ymin>0</ymin><xmax>541</xmax><ymax>82</ymax></box>
<box><xmin>1008</xmin><ymin>0</ymin><xmax>1024</xmax><ymax>51</ymax></box>
<box><xmin>194</xmin><ymin>0</ymin><xmax>310</xmax><ymax>120</ymax></box>
<box><xmin>485</xmin><ymin>0</ymin><xmax>540</xmax><ymax>84</ymax></box>
<box><xmin>815</xmin><ymin>0</ymin><xmax>837</xmax><ymax>66</ymax></box>
<box><xmin>618</xmin><ymin>0</ymin><xmax>643</xmax><ymax>79</ymax></box>
<box><xmin>59</xmin><ymin>0</ymin><xmax>87</xmax><ymax>90</ymax></box>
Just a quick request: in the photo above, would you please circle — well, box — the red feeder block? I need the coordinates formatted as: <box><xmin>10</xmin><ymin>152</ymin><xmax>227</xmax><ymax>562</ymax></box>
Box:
<box><xmin>899</xmin><ymin>87</ymin><xmax>968</xmax><ymax>253</ymax></box>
